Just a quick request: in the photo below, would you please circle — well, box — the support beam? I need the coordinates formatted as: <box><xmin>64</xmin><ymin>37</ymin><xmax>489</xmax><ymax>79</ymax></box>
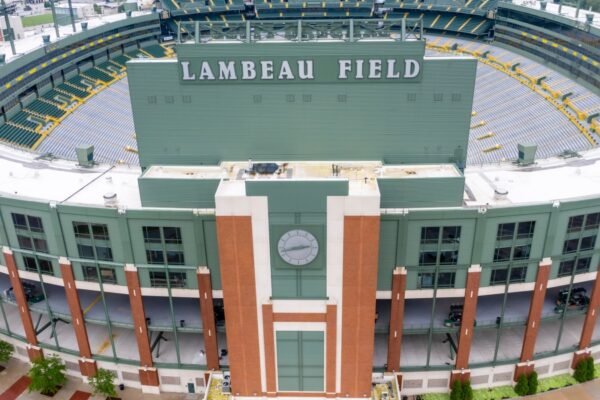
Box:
<box><xmin>577</xmin><ymin>267</ymin><xmax>600</xmax><ymax>350</ymax></box>
<box><xmin>340</xmin><ymin>216</ymin><xmax>380</xmax><ymax>398</ymax></box>
<box><xmin>3</xmin><ymin>248</ymin><xmax>42</xmax><ymax>361</ymax></box>
<box><xmin>59</xmin><ymin>258</ymin><xmax>96</xmax><ymax>377</ymax></box>
<box><xmin>515</xmin><ymin>259</ymin><xmax>551</xmax><ymax>381</ymax></box>
<box><xmin>386</xmin><ymin>267</ymin><xmax>407</xmax><ymax>373</ymax></box>
<box><xmin>124</xmin><ymin>265</ymin><xmax>158</xmax><ymax>387</ymax></box>
<box><xmin>451</xmin><ymin>265</ymin><xmax>481</xmax><ymax>386</ymax></box>
<box><xmin>216</xmin><ymin>216</ymin><xmax>262</xmax><ymax>397</ymax></box>
<box><xmin>197</xmin><ymin>267</ymin><xmax>219</xmax><ymax>371</ymax></box>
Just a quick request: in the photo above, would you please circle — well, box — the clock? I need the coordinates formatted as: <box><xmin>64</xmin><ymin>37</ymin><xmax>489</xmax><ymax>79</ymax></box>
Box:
<box><xmin>277</xmin><ymin>229</ymin><xmax>319</xmax><ymax>266</ymax></box>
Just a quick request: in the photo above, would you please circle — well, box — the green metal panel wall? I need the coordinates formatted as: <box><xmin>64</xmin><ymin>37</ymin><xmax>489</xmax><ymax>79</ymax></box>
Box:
<box><xmin>128</xmin><ymin>42</ymin><xmax>476</xmax><ymax>168</ymax></box>
<box><xmin>138</xmin><ymin>177</ymin><xmax>220</xmax><ymax>208</ymax></box>
<box><xmin>378</xmin><ymin>176</ymin><xmax>465</xmax><ymax>208</ymax></box>
<box><xmin>276</xmin><ymin>331</ymin><xmax>325</xmax><ymax>392</ymax></box>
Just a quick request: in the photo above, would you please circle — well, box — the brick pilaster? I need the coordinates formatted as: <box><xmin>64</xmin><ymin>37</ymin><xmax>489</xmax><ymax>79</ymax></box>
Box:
<box><xmin>578</xmin><ymin>266</ymin><xmax>600</xmax><ymax>350</ymax></box>
<box><xmin>197</xmin><ymin>267</ymin><xmax>219</xmax><ymax>371</ymax></box>
<box><xmin>3</xmin><ymin>248</ymin><xmax>42</xmax><ymax>361</ymax></box>
<box><xmin>386</xmin><ymin>267</ymin><xmax>406</xmax><ymax>373</ymax></box>
<box><xmin>515</xmin><ymin>259</ymin><xmax>551</xmax><ymax>381</ymax></box>
<box><xmin>455</xmin><ymin>265</ymin><xmax>481</xmax><ymax>371</ymax></box>
<box><xmin>326</xmin><ymin>304</ymin><xmax>337</xmax><ymax>397</ymax></box>
<box><xmin>340</xmin><ymin>216</ymin><xmax>380</xmax><ymax>398</ymax></box>
<box><xmin>59</xmin><ymin>258</ymin><xmax>97</xmax><ymax>376</ymax></box>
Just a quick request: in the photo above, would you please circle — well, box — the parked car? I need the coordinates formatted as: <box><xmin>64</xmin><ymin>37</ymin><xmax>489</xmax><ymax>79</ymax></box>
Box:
<box><xmin>4</xmin><ymin>282</ymin><xmax>45</xmax><ymax>303</ymax></box>
<box><xmin>443</xmin><ymin>303</ymin><xmax>477</xmax><ymax>327</ymax></box>
<box><xmin>554</xmin><ymin>287</ymin><xmax>590</xmax><ymax>313</ymax></box>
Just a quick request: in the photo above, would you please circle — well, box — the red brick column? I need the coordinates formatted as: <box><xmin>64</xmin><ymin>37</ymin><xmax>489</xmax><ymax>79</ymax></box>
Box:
<box><xmin>2</xmin><ymin>248</ymin><xmax>43</xmax><ymax>361</ymax></box>
<box><xmin>197</xmin><ymin>267</ymin><xmax>219</xmax><ymax>371</ymax></box>
<box><xmin>124</xmin><ymin>264</ymin><xmax>158</xmax><ymax>387</ymax></box>
<box><xmin>386</xmin><ymin>267</ymin><xmax>407</xmax><ymax>373</ymax></box>
<box><xmin>262</xmin><ymin>304</ymin><xmax>276</xmax><ymax>397</ymax></box>
<box><xmin>514</xmin><ymin>259</ymin><xmax>551</xmax><ymax>381</ymax></box>
<box><xmin>571</xmin><ymin>265</ymin><xmax>600</xmax><ymax>368</ymax></box>
<box><xmin>340</xmin><ymin>216</ymin><xmax>380</xmax><ymax>398</ymax></box>
<box><xmin>451</xmin><ymin>265</ymin><xmax>481</xmax><ymax>386</ymax></box>
<box><xmin>216</xmin><ymin>216</ymin><xmax>262</xmax><ymax>397</ymax></box>
<box><xmin>59</xmin><ymin>258</ymin><xmax>96</xmax><ymax>377</ymax></box>
<box><xmin>326</xmin><ymin>304</ymin><xmax>337</xmax><ymax>397</ymax></box>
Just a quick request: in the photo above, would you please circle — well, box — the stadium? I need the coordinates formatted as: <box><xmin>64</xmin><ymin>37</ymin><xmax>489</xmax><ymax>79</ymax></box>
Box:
<box><xmin>0</xmin><ymin>0</ymin><xmax>599</xmax><ymax>398</ymax></box>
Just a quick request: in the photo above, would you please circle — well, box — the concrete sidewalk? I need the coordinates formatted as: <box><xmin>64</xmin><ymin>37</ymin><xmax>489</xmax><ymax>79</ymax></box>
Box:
<box><xmin>0</xmin><ymin>358</ymin><xmax>201</xmax><ymax>400</ymax></box>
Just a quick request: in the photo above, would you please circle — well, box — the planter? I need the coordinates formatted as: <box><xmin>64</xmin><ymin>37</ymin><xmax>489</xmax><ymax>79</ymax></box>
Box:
<box><xmin>40</xmin><ymin>386</ymin><xmax>63</xmax><ymax>397</ymax></box>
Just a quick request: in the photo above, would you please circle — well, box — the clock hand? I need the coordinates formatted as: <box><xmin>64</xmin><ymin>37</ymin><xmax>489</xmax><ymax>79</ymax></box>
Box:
<box><xmin>284</xmin><ymin>244</ymin><xmax>311</xmax><ymax>252</ymax></box>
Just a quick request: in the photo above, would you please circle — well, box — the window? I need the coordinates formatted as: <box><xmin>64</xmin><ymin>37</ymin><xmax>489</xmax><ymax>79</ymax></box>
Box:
<box><xmin>149</xmin><ymin>271</ymin><xmax>187</xmax><ymax>288</ymax></box>
<box><xmin>558</xmin><ymin>260</ymin><xmax>575</xmax><ymax>277</ymax></box>
<box><xmin>91</xmin><ymin>224</ymin><xmax>109</xmax><ymax>241</ymax></box>
<box><xmin>77</xmin><ymin>244</ymin><xmax>95</xmax><ymax>259</ymax></box>
<box><xmin>146</xmin><ymin>250</ymin><xmax>164</xmax><ymax>264</ymax></box>
<box><xmin>576</xmin><ymin>257</ymin><xmax>591</xmax><ymax>273</ymax></box>
<box><xmin>73</xmin><ymin>222</ymin><xmax>113</xmax><ymax>262</ymax></box>
<box><xmin>439</xmin><ymin>250</ymin><xmax>458</xmax><ymax>265</ymax></box>
<box><xmin>23</xmin><ymin>256</ymin><xmax>53</xmax><ymax>275</ymax></box>
<box><xmin>17</xmin><ymin>235</ymin><xmax>33</xmax><ymax>250</ymax></box>
<box><xmin>27</xmin><ymin>216</ymin><xmax>44</xmax><ymax>233</ymax></box>
<box><xmin>142</xmin><ymin>226</ymin><xmax>185</xmax><ymax>265</ymax></box>
<box><xmin>490</xmin><ymin>266</ymin><xmax>527</xmax><ymax>285</ymax></box>
<box><xmin>512</xmin><ymin>244</ymin><xmax>531</xmax><ymax>260</ymax></box>
<box><xmin>418</xmin><ymin>272</ymin><xmax>455</xmax><ymax>288</ymax></box>
<box><xmin>585</xmin><ymin>213</ymin><xmax>600</xmax><ymax>230</ymax></box>
<box><xmin>516</xmin><ymin>221</ymin><xmax>535</xmax><ymax>239</ymax></box>
<box><xmin>73</xmin><ymin>222</ymin><xmax>90</xmax><ymax>238</ymax></box>
<box><xmin>166</xmin><ymin>251</ymin><xmax>185</xmax><ymax>265</ymax></box>
<box><xmin>563</xmin><ymin>238</ymin><xmax>580</xmax><ymax>254</ymax></box>
<box><xmin>11</xmin><ymin>213</ymin><xmax>28</xmax><ymax>230</ymax></box>
<box><xmin>441</xmin><ymin>227</ymin><xmax>461</xmax><ymax>244</ymax></box>
<box><xmin>143</xmin><ymin>226</ymin><xmax>162</xmax><ymax>243</ymax></box>
<box><xmin>419</xmin><ymin>251</ymin><xmax>437</xmax><ymax>266</ymax></box>
<box><xmin>493</xmin><ymin>247</ymin><xmax>511</xmax><ymax>262</ymax></box>
<box><xmin>558</xmin><ymin>257</ymin><xmax>592</xmax><ymax>277</ymax></box>
<box><xmin>95</xmin><ymin>246</ymin><xmax>113</xmax><ymax>261</ymax></box>
<box><xmin>567</xmin><ymin>215</ymin><xmax>584</xmax><ymax>233</ymax></box>
<box><xmin>11</xmin><ymin>213</ymin><xmax>44</xmax><ymax>233</ymax></box>
<box><xmin>420</xmin><ymin>227</ymin><xmax>439</xmax><ymax>244</ymax></box>
<box><xmin>82</xmin><ymin>265</ymin><xmax>117</xmax><ymax>284</ymax></box>
<box><xmin>579</xmin><ymin>235</ymin><xmax>596</xmax><ymax>251</ymax></box>
<box><xmin>163</xmin><ymin>227</ymin><xmax>182</xmax><ymax>244</ymax></box>
<box><xmin>497</xmin><ymin>223</ymin><xmax>515</xmax><ymax>241</ymax></box>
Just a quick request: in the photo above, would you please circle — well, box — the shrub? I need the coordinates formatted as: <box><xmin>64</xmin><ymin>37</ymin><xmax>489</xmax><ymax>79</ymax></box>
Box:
<box><xmin>88</xmin><ymin>368</ymin><xmax>117</xmax><ymax>398</ymax></box>
<box><xmin>462</xmin><ymin>380</ymin><xmax>473</xmax><ymax>400</ymax></box>
<box><xmin>574</xmin><ymin>357</ymin><xmax>590</xmax><ymax>383</ymax></box>
<box><xmin>527</xmin><ymin>371</ymin><xmax>538</xmax><ymax>395</ymax></box>
<box><xmin>28</xmin><ymin>355</ymin><xmax>66</xmax><ymax>396</ymax></box>
<box><xmin>450</xmin><ymin>380</ymin><xmax>463</xmax><ymax>400</ymax></box>
<box><xmin>585</xmin><ymin>357</ymin><xmax>595</xmax><ymax>382</ymax></box>
<box><xmin>0</xmin><ymin>340</ymin><xmax>14</xmax><ymax>363</ymax></box>
<box><xmin>514</xmin><ymin>373</ymin><xmax>529</xmax><ymax>396</ymax></box>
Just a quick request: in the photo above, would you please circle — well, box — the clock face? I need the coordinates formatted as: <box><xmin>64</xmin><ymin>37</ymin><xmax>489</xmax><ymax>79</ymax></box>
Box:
<box><xmin>277</xmin><ymin>229</ymin><xmax>319</xmax><ymax>266</ymax></box>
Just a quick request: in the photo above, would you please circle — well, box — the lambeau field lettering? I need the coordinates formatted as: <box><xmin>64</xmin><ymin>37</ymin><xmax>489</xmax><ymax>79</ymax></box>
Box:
<box><xmin>179</xmin><ymin>58</ymin><xmax>421</xmax><ymax>82</ymax></box>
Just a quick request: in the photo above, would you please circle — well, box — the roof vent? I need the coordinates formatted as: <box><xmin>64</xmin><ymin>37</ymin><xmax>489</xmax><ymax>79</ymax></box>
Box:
<box><xmin>494</xmin><ymin>187</ymin><xmax>508</xmax><ymax>201</ymax></box>
<box><xmin>103</xmin><ymin>192</ymin><xmax>118</xmax><ymax>207</ymax></box>
<box><xmin>81</xmin><ymin>22</ymin><xmax>88</xmax><ymax>30</ymax></box>
<box><xmin>42</xmin><ymin>35</ymin><xmax>51</xmax><ymax>45</ymax></box>
<box><xmin>586</xmin><ymin>13</ymin><xmax>594</xmax><ymax>24</ymax></box>
<box><xmin>540</xmin><ymin>0</ymin><xmax>547</xmax><ymax>10</ymax></box>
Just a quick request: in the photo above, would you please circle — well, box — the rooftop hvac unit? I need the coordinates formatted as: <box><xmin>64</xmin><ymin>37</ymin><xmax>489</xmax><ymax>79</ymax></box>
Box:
<box><xmin>540</xmin><ymin>1</ymin><xmax>547</xmax><ymax>10</ymax></box>
<box><xmin>517</xmin><ymin>143</ymin><xmax>537</xmax><ymax>166</ymax></box>
<box><xmin>42</xmin><ymin>35</ymin><xmax>51</xmax><ymax>45</ymax></box>
<box><xmin>76</xmin><ymin>145</ymin><xmax>94</xmax><ymax>167</ymax></box>
<box><xmin>81</xmin><ymin>22</ymin><xmax>88</xmax><ymax>30</ymax></box>
<box><xmin>586</xmin><ymin>13</ymin><xmax>594</xmax><ymax>24</ymax></box>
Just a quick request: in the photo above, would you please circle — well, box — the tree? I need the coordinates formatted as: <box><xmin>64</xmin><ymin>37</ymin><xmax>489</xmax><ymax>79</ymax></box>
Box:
<box><xmin>88</xmin><ymin>368</ymin><xmax>117</xmax><ymax>398</ymax></box>
<box><xmin>28</xmin><ymin>355</ymin><xmax>67</xmax><ymax>396</ymax></box>
<box><xmin>462</xmin><ymin>380</ymin><xmax>473</xmax><ymax>400</ymax></box>
<box><xmin>574</xmin><ymin>358</ymin><xmax>589</xmax><ymax>383</ymax></box>
<box><xmin>450</xmin><ymin>379</ymin><xmax>463</xmax><ymax>400</ymax></box>
<box><xmin>0</xmin><ymin>340</ymin><xmax>14</xmax><ymax>364</ymax></box>
<box><xmin>514</xmin><ymin>373</ymin><xmax>529</xmax><ymax>396</ymax></box>
<box><xmin>527</xmin><ymin>371</ymin><xmax>538</xmax><ymax>395</ymax></box>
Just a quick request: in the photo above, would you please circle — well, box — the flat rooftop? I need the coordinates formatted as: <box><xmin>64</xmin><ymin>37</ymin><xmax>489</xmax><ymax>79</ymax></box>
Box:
<box><xmin>2</xmin><ymin>145</ymin><xmax>600</xmax><ymax>209</ymax></box>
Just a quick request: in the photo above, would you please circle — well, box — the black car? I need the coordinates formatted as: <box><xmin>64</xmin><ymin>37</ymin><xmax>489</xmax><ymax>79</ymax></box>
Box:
<box><xmin>554</xmin><ymin>287</ymin><xmax>590</xmax><ymax>313</ymax></box>
<box><xmin>4</xmin><ymin>282</ymin><xmax>45</xmax><ymax>303</ymax></box>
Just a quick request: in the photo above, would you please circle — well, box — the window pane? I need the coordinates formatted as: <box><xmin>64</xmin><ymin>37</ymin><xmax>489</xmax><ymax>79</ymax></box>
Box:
<box><xmin>493</xmin><ymin>247</ymin><xmax>511</xmax><ymax>262</ymax></box>
<box><xmin>11</xmin><ymin>213</ymin><xmax>28</xmax><ymax>230</ymax></box>
<box><xmin>418</xmin><ymin>273</ymin><xmax>434</xmax><ymax>289</ymax></box>
<box><xmin>95</xmin><ymin>246</ymin><xmax>113</xmax><ymax>262</ymax></box>
<box><xmin>441</xmin><ymin>226</ymin><xmax>461</xmax><ymax>244</ymax></box>
<box><xmin>163</xmin><ymin>227</ymin><xmax>182</xmax><ymax>244</ymax></box>
<box><xmin>143</xmin><ymin>227</ymin><xmax>161</xmax><ymax>243</ymax></box>
<box><xmin>420</xmin><ymin>227</ymin><xmax>439</xmax><ymax>244</ymax></box>
<box><xmin>23</xmin><ymin>256</ymin><xmax>37</xmax><ymax>272</ymax></box>
<box><xmin>82</xmin><ymin>265</ymin><xmax>98</xmax><ymax>282</ymax></box>
<box><xmin>562</xmin><ymin>239</ymin><xmax>579</xmax><ymax>254</ymax></box>
<box><xmin>576</xmin><ymin>258</ymin><xmax>591</xmax><ymax>273</ymax></box>
<box><xmin>568</xmin><ymin>215</ymin><xmax>584</xmax><ymax>233</ymax></box>
<box><xmin>27</xmin><ymin>216</ymin><xmax>44</xmax><ymax>233</ymax></box>
<box><xmin>77</xmin><ymin>244</ymin><xmax>95</xmax><ymax>259</ymax></box>
<box><xmin>169</xmin><ymin>272</ymin><xmax>187</xmax><ymax>288</ymax></box>
<box><xmin>146</xmin><ymin>250</ymin><xmax>164</xmax><ymax>264</ymax></box>
<box><xmin>419</xmin><ymin>251</ymin><xmax>437</xmax><ymax>266</ymax></box>
<box><xmin>166</xmin><ymin>251</ymin><xmax>185</xmax><ymax>265</ymax></box>
<box><xmin>149</xmin><ymin>271</ymin><xmax>168</xmax><ymax>287</ymax></box>
<box><xmin>512</xmin><ymin>245</ymin><xmax>531</xmax><ymax>260</ymax></box>
<box><xmin>558</xmin><ymin>260</ymin><xmax>575</xmax><ymax>277</ymax></box>
<box><xmin>91</xmin><ymin>224</ymin><xmax>109</xmax><ymax>241</ymax></box>
<box><xmin>491</xmin><ymin>268</ymin><xmax>508</xmax><ymax>285</ymax></box>
<box><xmin>38</xmin><ymin>259</ymin><xmax>53</xmax><ymax>275</ymax></box>
<box><xmin>585</xmin><ymin>213</ymin><xmax>600</xmax><ymax>230</ymax></box>
<box><xmin>17</xmin><ymin>235</ymin><xmax>33</xmax><ymax>250</ymax></box>
<box><xmin>99</xmin><ymin>267</ymin><xmax>117</xmax><ymax>284</ymax></box>
<box><xmin>32</xmin><ymin>238</ymin><xmax>48</xmax><ymax>254</ymax></box>
<box><xmin>497</xmin><ymin>223</ymin><xmax>515</xmax><ymax>241</ymax></box>
<box><xmin>73</xmin><ymin>222</ymin><xmax>90</xmax><ymax>238</ymax></box>
<box><xmin>437</xmin><ymin>272</ymin><xmax>455</xmax><ymax>288</ymax></box>
<box><xmin>580</xmin><ymin>235</ymin><xmax>596</xmax><ymax>251</ymax></box>
<box><xmin>439</xmin><ymin>250</ymin><xmax>458</xmax><ymax>265</ymax></box>
<box><xmin>516</xmin><ymin>221</ymin><xmax>535</xmax><ymax>239</ymax></box>
<box><xmin>509</xmin><ymin>266</ymin><xmax>527</xmax><ymax>283</ymax></box>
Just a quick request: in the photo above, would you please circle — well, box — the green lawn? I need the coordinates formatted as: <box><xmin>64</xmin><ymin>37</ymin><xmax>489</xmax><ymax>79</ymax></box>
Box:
<box><xmin>21</xmin><ymin>13</ymin><xmax>54</xmax><ymax>28</ymax></box>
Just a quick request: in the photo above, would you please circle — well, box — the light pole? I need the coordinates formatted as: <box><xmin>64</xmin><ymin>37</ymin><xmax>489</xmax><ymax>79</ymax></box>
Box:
<box><xmin>0</xmin><ymin>0</ymin><xmax>16</xmax><ymax>55</ymax></box>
